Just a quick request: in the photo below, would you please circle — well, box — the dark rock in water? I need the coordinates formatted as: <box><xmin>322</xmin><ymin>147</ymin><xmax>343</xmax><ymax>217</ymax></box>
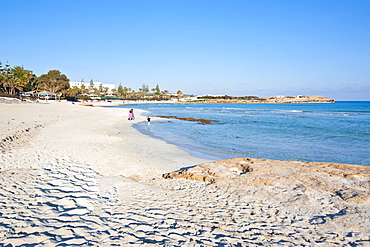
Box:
<box><xmin>155</xmin><ymin>116</ymin><xmax>218</xmax><ymax>124</ymax></box>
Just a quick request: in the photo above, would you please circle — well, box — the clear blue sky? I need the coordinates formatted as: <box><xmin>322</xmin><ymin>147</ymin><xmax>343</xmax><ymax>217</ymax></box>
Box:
<box><xmin>2</xmin><ymin>0</ymin><xmax>369</xmax><ymax>100</ymax></box>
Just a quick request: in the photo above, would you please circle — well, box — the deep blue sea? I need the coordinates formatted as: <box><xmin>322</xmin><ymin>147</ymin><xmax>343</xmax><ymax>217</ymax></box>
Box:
<box><xmin>117</xmin><ymin>102</ymin><xmax>370</xmax><ymax>166</ymax></box>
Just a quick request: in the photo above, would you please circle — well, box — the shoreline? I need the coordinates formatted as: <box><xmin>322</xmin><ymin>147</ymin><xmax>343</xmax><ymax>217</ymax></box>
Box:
<box><xmin>1</xmin><ymin>100</ymin><xmax>369</xmax><ymax>246</ymax></box>
<box><xmin>116</xmin><ymin>101</ymin><xmax>370</xmax><ymax>167</ymax></box>
<box><xmin>0</xmin><ymin>100</ymin><xmax>210</xmax><ymax>178</ymax></box>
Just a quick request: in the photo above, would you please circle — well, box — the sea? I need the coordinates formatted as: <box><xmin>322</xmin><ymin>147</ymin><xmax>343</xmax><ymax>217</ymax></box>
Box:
<box><xmin>116</xmin><ymin>101</ymin><xmax>370</xmax><ymax>166</ymax></box>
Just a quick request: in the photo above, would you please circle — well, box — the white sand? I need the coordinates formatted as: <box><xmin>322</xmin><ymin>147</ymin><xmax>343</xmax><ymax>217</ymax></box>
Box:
<box><xmin>0</xmin><ymin>100</ymin><xmax>209</xmax><ymax>176</ymax></box>
<box><xmin>1</xmin><ymin>99</ymin><xmax>369</xmax><ymax>246</ymax></box>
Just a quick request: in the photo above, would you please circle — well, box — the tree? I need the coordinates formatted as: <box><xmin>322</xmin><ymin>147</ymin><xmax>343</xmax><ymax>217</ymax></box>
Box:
<box><xmin>151</xmin><ymin>88</ymin><xmax>156</xmax><ymax>98</ymax></box>
<box><xmin>38</xmin><ymin>70</ymin><xmax>70</xmax><ymax>93</ymax></box>
<box><xmin>0</xmin><ymin>61</ymin><xmax>14</xmax><ymax>94</ymax></box>
<box><xmin>161</xmin><ymin>90</ymin><xmax>169</xmax><ymax>100</ymax></box>
<box><xmin>123</xmin><ymin>87</ymin><xmax>130</xmax><ymax>99</ymax></box>
<box><xmin>155</xmin><ymin>84</ymin><xmax>161</xmax><ymax>94</ymax></box>
<box><xmin>80</xmin><ymin>84</ymin><xmax>88</xmax><ymax>95</ymax></box>
<box><xmin>11</xmin><ymin>66</ymin><xmax>36</xmax><ymax>92</ymax></box>
<box><xmin>139</xmin><ymin>84</ymin><xmax>149</xmax><ymax>98</ymax></box>
<box><xmin>117</xmin><ymin>83</ymin><xmax>123</xmax><ymax>96</ymax></box>
<box><xmin>64</xmin><ymin>86</ymin><xmax>81</xmax><ymax>96</ymax></box>
<box><xmin>23</xmin><ymin>69</ymin><xmax>38</xmax><ymax>92</ymax></box>
<box><xmin>89</xmin><ymin>79</ymin><xmax>95</xmax><ymax>92</ymax></box>
<box><xmin>0</xmin><ymin>62</ymin><xmax>36</xmax><ymax>95</ymax></box>
<box><xmin>177</xmin><ymin>90</ymin><xmax>183</xmax><ymax>101</ymax></box>
<box><xmin>128</xmin><ymin>89</ymin><xmax>136</xmax><ymax>99</ymax></box>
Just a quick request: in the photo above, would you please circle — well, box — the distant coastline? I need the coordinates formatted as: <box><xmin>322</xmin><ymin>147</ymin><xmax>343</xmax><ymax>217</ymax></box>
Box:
<box><xmin>190</xmin><ymin>95</ymin><xmax>335</xmax><ymax>104</ymax></box>
<box><xmin>98</xmin><ymin>95</ymin><xmax>336</xmax><ymax>106</ymax></box>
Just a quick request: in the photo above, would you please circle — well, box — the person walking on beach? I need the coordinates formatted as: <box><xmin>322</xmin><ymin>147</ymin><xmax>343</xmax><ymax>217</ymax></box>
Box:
<box><xmin>147</xmin><ymin>116</ymin><xmax>151</xmax><ymax>126</ymax></box>
<box><xmin>128</xmin><ymin>109</ymin><xmax>135</xmax><ymax>121</ymax></box>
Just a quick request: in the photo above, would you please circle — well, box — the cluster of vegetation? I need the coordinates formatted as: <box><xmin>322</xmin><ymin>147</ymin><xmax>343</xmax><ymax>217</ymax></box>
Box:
<box><xmin>116</xmin><ymin>84</ymin><xmax>174</xmax><ymax>100</ymax></box>
<box><xmin>68</xmin><ymin>82</ymin><xmax>184</xmax><ymax>101</ymax></box>
<box><xmin>0</xmin><ymin>61</ymin><xmax>182</xmax><ymax>100</ymax></box>
<box><xmin>117</xmin><ymin>84</ymin><xmax>184</xmax><ymax>101</ymax></box>
<box><xmin>0</xmin><ymin>61</ymin><xmax>70</xmax><ymax>96</ymax></box>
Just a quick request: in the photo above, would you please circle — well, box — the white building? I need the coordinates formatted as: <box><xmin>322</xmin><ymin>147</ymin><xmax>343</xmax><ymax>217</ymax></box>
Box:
<box><xmin>70</xmin><ymin>80</ymin><xmax>116</xmax><ymax>93</ymax></box>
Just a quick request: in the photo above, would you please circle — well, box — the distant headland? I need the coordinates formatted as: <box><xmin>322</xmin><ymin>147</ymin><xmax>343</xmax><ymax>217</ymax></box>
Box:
<box><xmin>190</xmin><ymin>95</ymin><xmax>335</xmax><ymax>104</ymax></box>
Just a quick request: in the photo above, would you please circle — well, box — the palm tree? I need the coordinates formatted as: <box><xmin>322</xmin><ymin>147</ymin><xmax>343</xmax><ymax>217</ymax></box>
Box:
<box><xmin>122</xmin><ymin>87</ymin><xmax>130</xmax><ymax>99</ymax></box>
<box><xmin>151</xmin><ymin>88</ymin><xmax>157</xmax><ymax>99</ymax></box>
<box><xmin>80</xmin><ymin>84</ymin><xmax>88</xmax><ymax>95</ymax></box>
<box><xmin>117</xmin><ymin>84</ymin><xmax>123</xmax><ymax>96</ymax></box>
<box><xmin>23</xmin><ymin>70</ymin><xmax>37</xmax><ymax>92</ymax></box>
<box><xmin>161</xmin><ymin>90</ymin><xmax>169</xmax><ymax>100</ymax></box>
<box><xmin>0</xmin><ymin>64</ymin><xmax>28</xmax><ymax>95</ymax></box>
<box><xmin>129</xmin><ymin>90</ymin><xmax>136</xmax><ymax>99</ymax></box>
<box><xmin>11</xmin><ymin>66</ymin><xmax>33</xmax><ymax>92</ymax></box>
<box><xmin>1</xmin><ymin>75</ymin><xmax>17</xmax><ymax>95</ymax></box>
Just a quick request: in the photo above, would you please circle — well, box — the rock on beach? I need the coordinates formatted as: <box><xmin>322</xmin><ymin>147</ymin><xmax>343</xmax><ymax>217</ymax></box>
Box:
<box><xmin>163</xmin><ymin>157</ymin><xmax>370</xmax><ymax>204</ymax></box>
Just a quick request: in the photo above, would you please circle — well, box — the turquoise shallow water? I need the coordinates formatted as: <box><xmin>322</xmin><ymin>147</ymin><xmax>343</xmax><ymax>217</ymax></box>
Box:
<box><xmin>118</xmin><ymin>102</ymin><xmax>370</xmax><ymax>166</ymax></box>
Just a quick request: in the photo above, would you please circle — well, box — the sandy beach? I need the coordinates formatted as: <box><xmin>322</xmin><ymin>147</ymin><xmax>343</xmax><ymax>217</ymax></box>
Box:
<box><xmin>1</xmin><ymin>99</ymin><xmax>369</xmax><ymax>246</ymax></box>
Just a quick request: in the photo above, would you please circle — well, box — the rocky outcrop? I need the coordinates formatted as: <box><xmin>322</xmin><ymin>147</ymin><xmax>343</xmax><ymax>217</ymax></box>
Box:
<box><xmin>155</xmin><ymin>116</ymin><xmax>218</xmax><ymax>124</ymax></box>
<box><xmin>163</xmin><ymin>158</ymin><xmax>370</xmax><ymax>203</ymax></box>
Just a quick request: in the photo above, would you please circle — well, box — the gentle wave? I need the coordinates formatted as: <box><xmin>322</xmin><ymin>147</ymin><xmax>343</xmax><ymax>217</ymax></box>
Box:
<box><xmin>271</xmin><ymin>110</ymin><xmax>304</xmax><ymax>113</ymax></box>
